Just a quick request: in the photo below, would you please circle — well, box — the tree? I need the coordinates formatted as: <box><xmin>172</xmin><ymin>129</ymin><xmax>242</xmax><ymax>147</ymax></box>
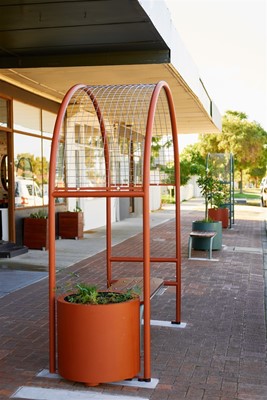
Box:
<box><xmin>198</xmin><ymin>111</ymin><xmax>267</xmax><ymax>192</ymax></box>
<box><xmin>179</xmin><ymin>143</ymin><xmax>206</xmax><ymax>185</ymax></box>
<box><xmin>160</xmin><ymin>142</ymin><xmax>206</xmax><ymax>187</ymax></box>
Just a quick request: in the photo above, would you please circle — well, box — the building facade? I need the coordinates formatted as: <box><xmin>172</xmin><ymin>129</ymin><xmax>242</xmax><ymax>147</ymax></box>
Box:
<box><xmin>0</xmin><ymin>0</ymin><xmax>221</xmax><ymax>246</ymax></box>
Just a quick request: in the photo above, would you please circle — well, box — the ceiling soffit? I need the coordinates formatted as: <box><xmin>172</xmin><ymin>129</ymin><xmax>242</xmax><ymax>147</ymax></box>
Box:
<box><xmin>0</xmin><ymin>0</ymin><xmax>169</xmax><ymax>68</ymax></box>
<box><xmin>0</xmin><ymin>64</ymin><xmax>219</xmax><ymax>134</ymax></box>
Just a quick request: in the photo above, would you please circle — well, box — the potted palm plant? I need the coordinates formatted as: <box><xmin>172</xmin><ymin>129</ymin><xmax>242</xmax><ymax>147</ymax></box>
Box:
<box><xmin>57</xmin><ymin>283</ymin><xmax>140</xmax><ymax>386</ymax></box>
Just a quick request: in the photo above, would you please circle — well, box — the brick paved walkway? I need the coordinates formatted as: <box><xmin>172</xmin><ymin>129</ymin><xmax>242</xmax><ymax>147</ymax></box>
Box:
<box><xmin>1</xmin><ymin>202</ymin><xmax>267</xmax><ymax>399</ymax></box>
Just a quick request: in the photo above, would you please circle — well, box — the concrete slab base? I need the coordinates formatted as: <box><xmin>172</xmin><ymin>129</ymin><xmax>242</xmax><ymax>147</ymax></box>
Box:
<box><xmin>149</xmin><ymin>319</ymin><xmax>187</xmax><ymax>328</ymax></box>
<box><xmin>11</xmin><ymin>386</ymin><xmax>149</xmax><ymax>400</ymax></box>
<box><xmin>188</xmin><ymin>257</ymin><xmax>219</xmax><ymax>261</ymax></box>
<box><xmin>37</xmin><ymin>369</ymin><xmax>159</xmax><ymax>389</ymax></box>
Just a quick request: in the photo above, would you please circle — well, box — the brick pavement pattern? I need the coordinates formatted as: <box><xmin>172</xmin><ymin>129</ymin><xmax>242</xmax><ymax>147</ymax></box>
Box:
<box><xmin>1</xmin><ymin>203</ymin><xmax>267</xmax><ymax>399</ymax></box>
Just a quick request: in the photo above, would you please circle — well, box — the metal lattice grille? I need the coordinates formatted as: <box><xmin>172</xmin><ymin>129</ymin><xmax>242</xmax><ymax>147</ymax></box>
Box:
<box><xmin>55</xmin><ymin>84</ymin><xmax>175</xmax><ymax>190</ymax></box>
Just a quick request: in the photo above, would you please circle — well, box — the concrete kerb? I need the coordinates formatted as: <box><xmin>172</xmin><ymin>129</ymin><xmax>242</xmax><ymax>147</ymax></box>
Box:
<box><xmin>262</xmin><ymin>219</ymin><xmax>267</xmax><ymax>319</ymax></box>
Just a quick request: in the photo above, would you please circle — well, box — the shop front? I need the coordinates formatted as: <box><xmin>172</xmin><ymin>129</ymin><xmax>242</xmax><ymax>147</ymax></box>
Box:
<box><xmin>0</xmin><ymin>83</ymin><xmax>60</xmax><ymax>245</ymax></box>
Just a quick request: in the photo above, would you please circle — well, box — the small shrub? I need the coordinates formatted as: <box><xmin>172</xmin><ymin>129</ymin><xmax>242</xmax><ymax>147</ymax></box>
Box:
<box><xmin>66</xmin><ymin>283</ymin><xmax>138</xmax><ymax>305</ymax></box>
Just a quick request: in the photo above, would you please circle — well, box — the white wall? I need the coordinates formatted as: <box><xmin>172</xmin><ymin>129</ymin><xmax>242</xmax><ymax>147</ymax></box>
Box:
<box><xmin>67</xmin><ymin>197</ymin><xmax>117</xmax><ymax>231</ymax></box>
<box><xmin>180</xmin><ymin>176</ymin><xmax>201</xmax><ymax>201</ymax></box>
<box><xmin>150</xmin><ymin>185</ymin><xmax>162</xmax><ymax>211</ymax></box>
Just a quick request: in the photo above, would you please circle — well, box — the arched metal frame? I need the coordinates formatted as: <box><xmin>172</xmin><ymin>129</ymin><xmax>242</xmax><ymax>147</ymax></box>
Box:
<box><xmin>48</xmin><ymin>81</ymin><xmax>181</xmax><ymax>381</ymax></box>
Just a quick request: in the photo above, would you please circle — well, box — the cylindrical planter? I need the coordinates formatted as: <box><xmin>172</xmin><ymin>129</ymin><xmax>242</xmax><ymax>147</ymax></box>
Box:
<box><xmin>57</xmin><ymin>294</ymin><xmax>140</xmax><ymax>386</ymax></box>
<box><xmin>192</xmin><ymin>220</ymin><xmax>222</xmax><ymax>250</ymax></box>
<box><xmin>208</xmin><ymin>208</ymin><xmax>229</xmax><ymax>229</ymax></box>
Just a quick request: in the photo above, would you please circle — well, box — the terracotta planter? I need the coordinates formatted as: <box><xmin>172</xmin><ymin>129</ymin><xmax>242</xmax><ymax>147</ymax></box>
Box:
<box><xmin>208</xmin><ymin>207</ymin><xmax>229</xmax><ymax>229</ymax></box>
<box><xmin>58</xmin><ymin>211</ymin><xmax>84</xmax><ymax>239</ymax></box>
<box><xmin>57</xmin><ymin>293</ymin><xmax>140</xmax><ymax>386</ymax></box>
<box><xmin>23</xmin><ymin>218</ymin><xmax>48</xmax><ymax>250</ymax></box>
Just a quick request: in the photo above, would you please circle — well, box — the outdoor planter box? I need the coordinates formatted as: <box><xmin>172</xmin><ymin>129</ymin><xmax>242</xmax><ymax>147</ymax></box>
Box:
<box><xmin>57</xmin><ymin>293</ymin><xmax>140</xmax><ymax>386</ymax></box>
<box><xmin>58</xmin><ymin>211</ymin><xmax>84</xmax><ymax>239</ymax></box>
<box><xmin>23</xmin><ymin>217</ymin><xmax>48</xmax><ymax>250</ymax></box>
<box><xmin>208</xmin><ymin>207</ymin><xmax>229</xmax><ymax>229</ymax></box>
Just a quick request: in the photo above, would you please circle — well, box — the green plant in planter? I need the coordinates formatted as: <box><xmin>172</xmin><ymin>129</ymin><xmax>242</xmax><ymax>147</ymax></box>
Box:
<box><xmin>197</xmin><ymin>168</ymin><xmax>229</xmax><ymax>219</ymax></box>
<box><xmin>72</xmin><ymin>206</ymin><xmax>82</xmax><ymax>212</ymax></box>
<box><xmin>194</xmin><ymin>168</ymin><xmax>225</xmax><ymax>249</ymax></box>
<box><xmin>66</xmin><ymin>283</ymin><xmax>138</xmax><ymax>304</ymax></box>
<box><xmin>29</xmin><ymin>210</ymin><xmax>48</xmax><ymax>218</ymax></box>
<box><xmin>56</xmin><ymin>272</ymin><xmax>141</xmax><ymax>304</ymax></box>
<box><xmin>211</xmin><ymin>183</ymin><xmax>229</xmax><ymax>209</ymax></box>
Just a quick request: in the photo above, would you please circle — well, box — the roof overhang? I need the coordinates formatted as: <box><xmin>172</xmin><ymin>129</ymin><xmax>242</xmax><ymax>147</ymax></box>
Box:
<box><xmin>0</xmin><ymin>0</ymin><xmax>221</xmax><ymax>134</ymax></box>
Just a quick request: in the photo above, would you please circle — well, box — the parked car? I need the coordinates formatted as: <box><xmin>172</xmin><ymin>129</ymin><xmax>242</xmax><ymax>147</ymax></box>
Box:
<box><xmin>15</xmin><ymin>178</ymin><xmax>45</xmax><ymax>207</ymax></box>
<box><xmin>260</xmin><ymin>177</ymin><xmax>267</xmax><ymax>207</ymax></box>
<box><xmin>260</xmin><ymin>177</ymin><xmax>267</xmax><ymax>189</ymax></box>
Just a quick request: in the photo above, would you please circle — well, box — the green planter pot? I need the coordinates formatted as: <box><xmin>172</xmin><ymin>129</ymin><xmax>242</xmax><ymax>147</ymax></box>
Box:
<box><xmin>192</xmin><ymin>220</ymin><xmax>222</xmax><ymax>250</ymax></box>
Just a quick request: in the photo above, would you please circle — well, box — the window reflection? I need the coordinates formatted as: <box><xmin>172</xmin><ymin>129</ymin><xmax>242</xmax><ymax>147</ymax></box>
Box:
<box><xmin>42</xmin><ymin>139</ymin><xmax>51</xmax><ymax>204</ymax></box>
<box><xmin>42</xmin><ymin>110</ymin><xmax>56</xmax><ymax>138</ymax></box>
<box><xmin>13</xmin><ymin>101</ymin><xmax>63</xmax><ymax>208</ymax></box>
<box><xmin>0</xmin><ymin>98</ymin><xmax>9</xmax><ymax>128</ymax></box>
<box><xmin>14</xmin><ymin>135</ymin><xmax>43</xmax><ymax>207</ymax></box>
<box><xmin>13</xmin><ymin>101</ymin><xmax>41</xmax><ymax>135</ymax></box>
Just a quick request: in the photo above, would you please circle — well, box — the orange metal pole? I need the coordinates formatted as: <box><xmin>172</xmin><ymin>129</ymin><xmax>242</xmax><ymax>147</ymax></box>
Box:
<box><xmin>52</xmin><ymin>190</ymin><xmax>145</xmax><ymax>198</ymax></box>
<box><xmin>142</xmin><ymin>82</ymin><xmax>169</xmax><ymax>381</ymax></box>
<box><xmin>106</xmin><ymin>197</ymin><xmax>112</xmax><ymax>287</ymax></box>
<box><xmin>110</xmin><ymin>256</ymin><xmax>178</xmax><ymax>263</ymax></box>
<box><xmin>164</xmin><ymin>83</ymin><xmax>181</xmax><ymax>324</ymax></box>
<box><xmin>48</xmin><ymin>84</ymin><xmax>88</xmax><ymax>372</ymax></box>
<box><xmin>48</xmin><ymin>198</ymin><xmax>56</xmax><ymax>372</ymax></box>
<box><xmin>141</xmin><ymin>81</ymin><xmax>182</xmax><ymax>381</ymax></box>
<box><xmin>142</xmin><ymin>193</ymin><xmax>151</xmax><ymax>381</ymax></box>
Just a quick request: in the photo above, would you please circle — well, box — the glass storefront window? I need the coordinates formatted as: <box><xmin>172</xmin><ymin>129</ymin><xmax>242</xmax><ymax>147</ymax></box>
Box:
<box><xmin>13</xmin><ymin>101</ymin><xmax>64</xmax><ymax>208</ymax></box>
<box><xmin>42</xmin><ymin>139</ymin><xmax>51</xmax><ymax>205</ymax></box>
<box><xmin>14</xmin><ymin>134</ymin><xmax>43</xmax><ymax>208</ymax></box>
<box><xmin>42</xmin><ymin>110</ymin><xmax>56</xmax><ymax>138</ymax></box>
<box><xmin>0</xmin><ymin>98</ymin><xmax>9</xmax><ymax>128</ymax></box>
<box><xmin>14</xmin><ymin>134</ymin><xmax>53</xmax><ymax>208</ymax></box>
<box><xmin>13</xmin><ymin>101</ymin><xmax>41</xmax><ymax>135</ymax></box>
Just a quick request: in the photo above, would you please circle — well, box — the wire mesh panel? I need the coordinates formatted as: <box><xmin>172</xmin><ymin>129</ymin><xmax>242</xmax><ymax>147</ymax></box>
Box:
<box><xmin>54</xmin><ymin>84</ymin><xmax>175</xmax><ymax>192</ymax></box>
<box><xmin>207</xmin><ymin>153</ymin><xmax>232</xmax><ymax>182</ymax></box>
<box><xmin>207</xmin><ymin>153</ymin><xmax>235</xmax><ymax>227</ymax></box>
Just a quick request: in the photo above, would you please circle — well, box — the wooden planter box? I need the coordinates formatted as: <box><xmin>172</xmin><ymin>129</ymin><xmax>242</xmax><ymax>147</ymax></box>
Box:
<box><xmin>57</xmin><ymin>294</ymin><xmax>140</xmax><ymax>386</ymax></box>
<box><xmin>23</xmin><ymin>218</ymin><xmax>48</xmax><ymax>250</ymax></box>
<box><xmin>58</xmin><ymin>212</ymin><xmax>84</xmax><ymax>239</ymax></box>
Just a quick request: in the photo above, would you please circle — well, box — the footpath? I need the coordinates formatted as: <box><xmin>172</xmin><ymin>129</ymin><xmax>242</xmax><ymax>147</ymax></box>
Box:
<box><xmin>0</xmin><ymin>199</ymin><xmax>267</xmax><ymax>400</ymax></box>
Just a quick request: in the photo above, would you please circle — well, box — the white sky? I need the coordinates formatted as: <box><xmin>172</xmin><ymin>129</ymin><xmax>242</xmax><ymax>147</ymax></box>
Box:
<box><xmin>165</xmin><ymin>0</ymin><xmax>267</xmax><ymax>144</ymax></box>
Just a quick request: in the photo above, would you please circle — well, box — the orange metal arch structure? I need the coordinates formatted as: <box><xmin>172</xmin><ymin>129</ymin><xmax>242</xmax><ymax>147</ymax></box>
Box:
<box><xmin>48</xmin><ymin>81</ymin><xmax>181</xmax><ymax>382</ymax></box>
